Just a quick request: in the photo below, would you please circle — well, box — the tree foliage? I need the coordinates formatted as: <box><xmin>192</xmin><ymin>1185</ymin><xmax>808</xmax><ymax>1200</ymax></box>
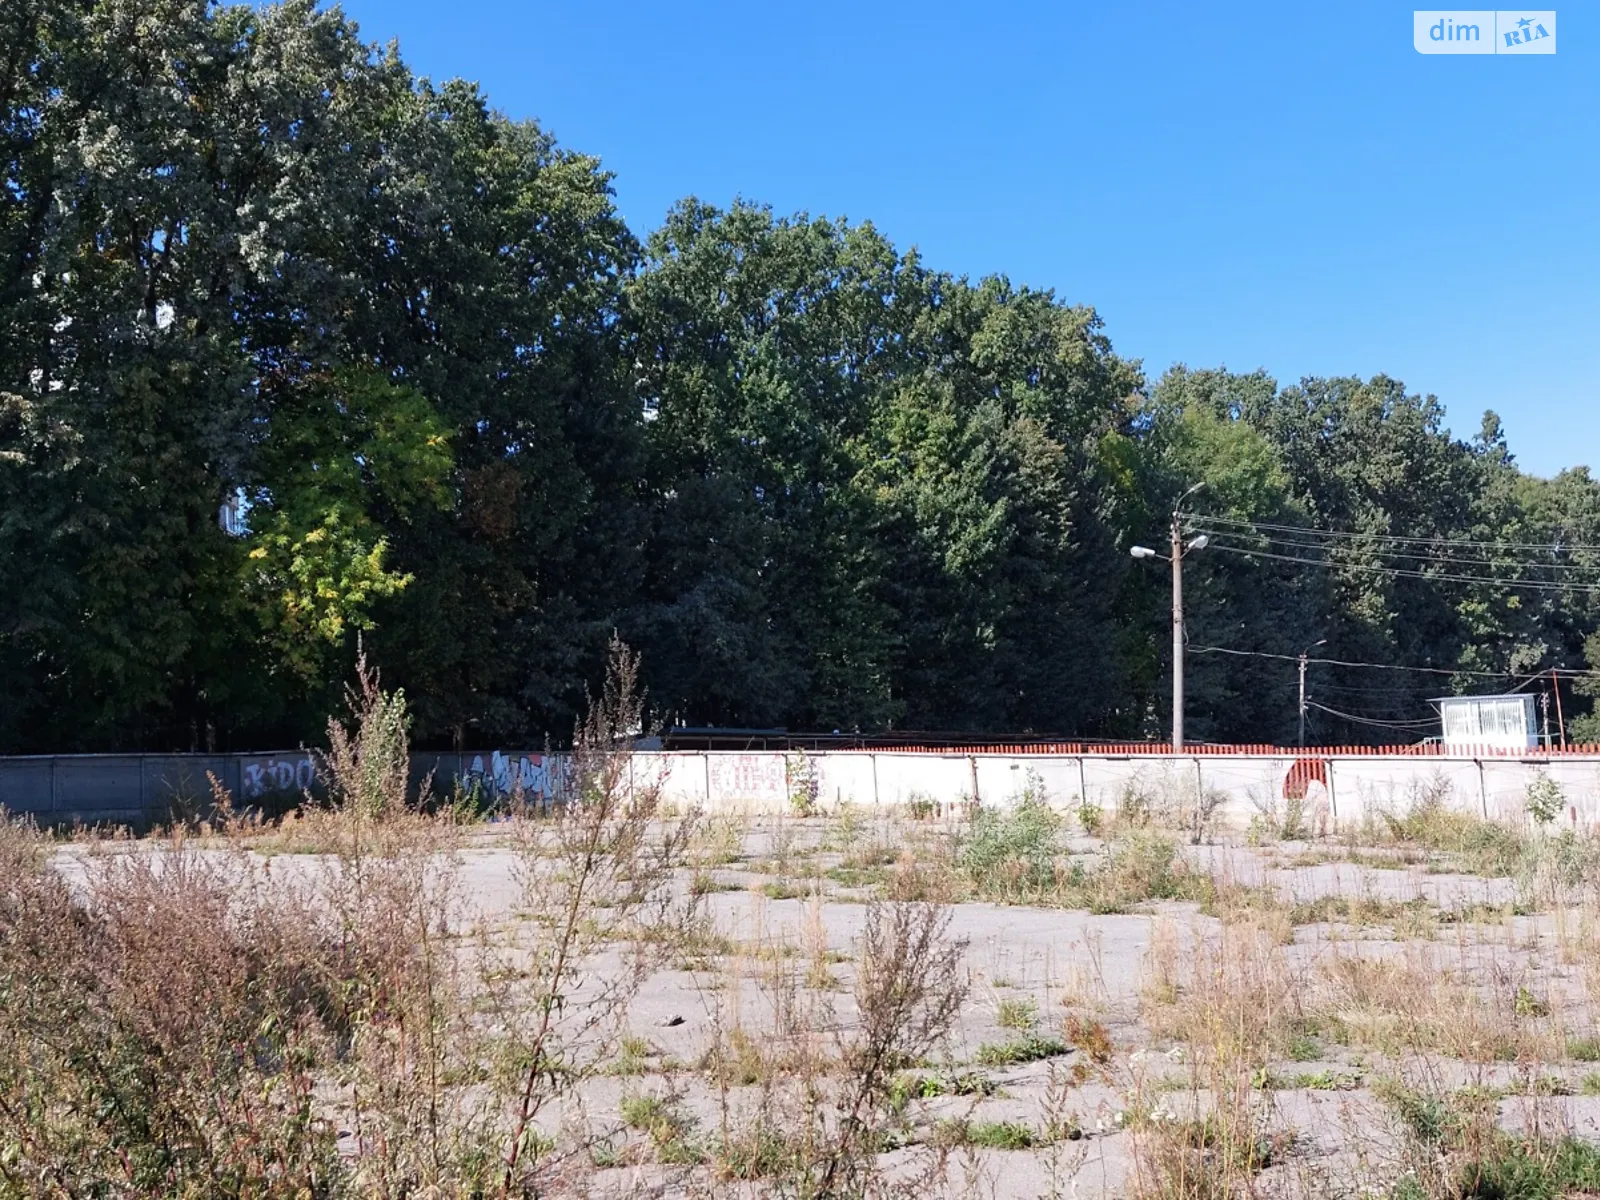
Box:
<box><xmin>3</xmin><ymin>0</ymin><xmax>1597</xmax><ymax>752</ymax></box>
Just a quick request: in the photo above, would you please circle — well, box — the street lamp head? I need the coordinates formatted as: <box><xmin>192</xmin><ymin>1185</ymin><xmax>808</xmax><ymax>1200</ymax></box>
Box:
<box><xmin>1186</xmin><ymin>534</ymin><xmax>1209</xmax><ymax>552</ymax></box>
<box><xmin>1130</xmin><ymin>545</ymin><xmax>1157</xmax><ymax>559</ymax></box>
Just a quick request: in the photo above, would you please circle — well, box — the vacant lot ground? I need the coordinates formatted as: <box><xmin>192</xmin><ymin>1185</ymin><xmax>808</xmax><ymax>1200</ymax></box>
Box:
<box><xmin>14</xmin><ymin>778</ymin><xmax>1600</xmax><ymax>1199</ymax></box>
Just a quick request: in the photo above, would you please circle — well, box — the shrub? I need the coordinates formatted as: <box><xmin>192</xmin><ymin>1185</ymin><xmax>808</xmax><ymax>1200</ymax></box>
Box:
<box><xmin>787</xmin><ymin>750</ymin><xmax>820</xmax><ymax>817</ymax></box>
<box><xmin>0</xmin><ymin>638</ymin><xmax>693</xmax><ymax>1196</ymax></box>
<box><xmin>958</xmin><ymin>795</ymin><xmax>1063</xmax><ymax>898</ymax></box>
<box><xmin>1085</xmin><ymin>830</ymin><xmax>1204</xmax><ymax>913</ymax></box>
<box><xmin>323</xmin><ymin>649</ymin><xmax>416</xmax><ymax>819</ymax></box>
<box><xmin>1525</xmin><ymin>771</ymin><xmax>1565</xmax><ymax>826</ymax></box>
<box><xmin>0</xmin><ymin>818</ymin><xmax>350</xmax><ymax>1191</ymax></box>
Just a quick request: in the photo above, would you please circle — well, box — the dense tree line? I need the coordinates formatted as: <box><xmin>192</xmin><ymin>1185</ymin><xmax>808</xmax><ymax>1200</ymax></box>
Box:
<box><xmin>4</xmin><ymin>0</ymin><xmax>1599</xmax><ymax>753</ymax></box>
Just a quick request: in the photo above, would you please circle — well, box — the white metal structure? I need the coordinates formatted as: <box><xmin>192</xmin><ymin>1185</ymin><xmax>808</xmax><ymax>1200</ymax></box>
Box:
<box><xmin>1438</xmin><ymin>693</ymin><xmax>1538</xmax><ymax>750</ymax></box>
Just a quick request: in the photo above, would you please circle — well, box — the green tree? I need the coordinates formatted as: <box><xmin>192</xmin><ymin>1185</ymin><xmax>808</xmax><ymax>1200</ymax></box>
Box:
<box><xmin>242</xmin><ymin>367</ymin><xmax>452</xmax><ymax>683</ymax></box>
<box><xmin>1134</xmin><ymin>367</ymin><xmax>1323</xmax><ymax>744</ymax></box>
<box><xmin>628</xmin><ymin>201</ymin><xmax>911</xmax><ymax>729</ymax></box>
<box><xmin>865</xmin><ymin>279</ymin><xmax>1139</xmax><ymax>734</ymax></box>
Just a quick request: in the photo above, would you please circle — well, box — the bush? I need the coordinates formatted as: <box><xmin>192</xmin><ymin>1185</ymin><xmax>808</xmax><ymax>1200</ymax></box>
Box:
<box><xmin>1525</xmin><ymin>771</ymin><xmax>1565</xmax><ymax>826</ymax></box>
<box><xmin>958</xmin><ymin>795</ymin><xmax>1063</xmax><ymax>899</ymax></box>
<box><xmin>1085</xmin><ymin>830</ymin><xmax>1203</xmax><ymax>913</ymax></box>
<box><xmin>0</xmin><ymin>818</ymin><xmax>351</xmax><ymax>1190</ymax></box>
<box><xmin>323</xmin><ymin>649</ymin><xmax>416</xmax><ymax>819</ymax></box>
<box><xmin>1377</xmin><ymin>781</ymin><xmax>1528</xmax><ymax>877</ymax></box>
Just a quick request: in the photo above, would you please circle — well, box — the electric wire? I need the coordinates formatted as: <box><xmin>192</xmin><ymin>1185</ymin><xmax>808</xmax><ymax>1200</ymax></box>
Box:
<box><xmin>1201</xmin><ymin>514</ymin><xmax>1600</xmax><ymax>556</ymax></box>
<box><xmin>1206</xmin><ymin>529</ymin><xmax>1600</xmax><ymax>573</ymax></box>
<box><xmin>1202</xmin><ymin>542</ymin><xmax>1600</xmax><ymax>594</ymax></box>
<box><xmin>1153</xmin><ymin>515</ymin><xmax>1594</xmax><ymax>734</ymax></box>
<box><xmin>1303</xmin><ymin>701</ymin><xmax>1441</xmax><ymax>730</ymax></box>
<box><xmin>1188</xmin><ymin>644</ymin><xmax>1585</xmax><ymax>679</ymax></box>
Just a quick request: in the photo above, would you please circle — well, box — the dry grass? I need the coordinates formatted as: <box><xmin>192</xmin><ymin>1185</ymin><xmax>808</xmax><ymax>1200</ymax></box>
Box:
<box><xmin>17</xmin><ymin>735</ymin><xmax>1600</xmax><ymax>1196</ymax></box>
<box><xmin>0</xmin><ymin>638</ymin><xmax>698</xmax><ymax>1196</ymax></box>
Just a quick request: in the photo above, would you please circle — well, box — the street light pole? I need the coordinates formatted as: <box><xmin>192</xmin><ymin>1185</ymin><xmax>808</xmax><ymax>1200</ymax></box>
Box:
<box><xmin>1298</xmin><ymin>654</ymin><xmax>1308</xmax><ymax>748</ymax></box>
<box><xmin>1170</xmin><ymin>508</ymin><xmax>1186</xmax><ymax>752</ymax></box>
<box><xmin>1298</xmin><ymin>638</ymin><xmax>1328</xmax><ymax>748</ymax></box>
<box><xmin>1132</xmin><ymin>483</ymin><xmax>1207</xmax><ymax>752</ymax></box>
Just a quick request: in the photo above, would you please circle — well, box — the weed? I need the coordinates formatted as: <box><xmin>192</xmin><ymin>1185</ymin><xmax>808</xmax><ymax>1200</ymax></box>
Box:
<box><xmin>609</xmin><ymin>1034</ymin><xmax>653</xmax><ymax>1076</ymax></box>
<box><xmin>716</xmin><ymin>1124</ymin><xmax>799</xmax><ymax>1180</ymax></box>
<box><xmin>905</xmin><ymin>793</ymin><xmax>939</xmax><ymax>821</ymax></box>
<box><xmin>997</xmin><ymin>996</ymin><xmax>1039</xmax><ymax>1030</ymax></box>
<box><xmin>1248</xmin><ymin>791</ymin><xmax>1309</xmax><ymax>844</ymax></box>
<box><xmin>1287</xmin><ymin>1070</ymin><xmax>1360</xmax><ymax>1091</ymax></box>
<box><xmin>887</xmin><ymin>1071</ymin><xmax>998</xmax><ymax>1112</ymax></box>
<box><xmin>976</xmin><ymin>1034</ymin><xmax>1070</xmax><ymax>1067</ymax></box>
<box><xmin>1515</xmin><ymin>986</ymin><xmax>1550</xmax><ymax>1018</ymax></box>
<box><xmin>1064</xmin><ymin>1013</ymin><xmax>1115</xmax><ymax>1065</ymax></box>
<box><xmin>937</xmin><ymin>1119</ymin><xmax>1039</xmax><ymax>1150</ymax></box>
<box><xmin>1569</xmin><ymin>1035</ymin><xmax>1600</xmax><ymax>1062</ymax></box>
<box><xmin>1286</xmin><ymin>1030</ymin><xmax>1322</xmax><ymax>1062</ymax></box>
<box><xmin>1129</xmin><ymin>1110</ymin><xmax>1292</xmax><ymax>1199</ymax></box>
<box><xmin>322</xmin><ymin>648</ymin><xmax>419</xmax><ymax>819</ymax></box>
<box><xmin>958</xmin><ymin>795</ymin><xmax>1063</xmax><ymax>898</ymax></box>
<box><xmin>621</xmin><ymin>1092</ymin><xmax>703</xmax><ymax>1163</ymax></box>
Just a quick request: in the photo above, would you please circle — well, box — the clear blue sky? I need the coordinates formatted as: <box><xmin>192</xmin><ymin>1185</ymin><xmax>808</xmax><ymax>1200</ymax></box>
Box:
<box><xmin>336</xmin><ymin>0</ymin><xmax>1597</xmax><ymax>477</ymax></box>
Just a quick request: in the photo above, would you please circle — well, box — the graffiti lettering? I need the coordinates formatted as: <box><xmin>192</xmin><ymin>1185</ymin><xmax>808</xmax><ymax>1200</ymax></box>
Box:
<box><xmin>707</xmin><ymin>754</ymin><xmax>787</xmax><ymax>801</ymax></box>
<box><xmin>459</xmin><ymin>751</ymin><xmax>568</xmax><ymax>800</ymax></box>
<box><xmin>240</xmin><ymin>754</ymin><xmax>316</xmax><ymax>798</ymax></box>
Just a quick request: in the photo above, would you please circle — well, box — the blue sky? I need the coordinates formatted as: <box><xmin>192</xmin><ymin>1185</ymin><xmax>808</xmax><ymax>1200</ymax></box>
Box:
<box><xmin>337</xmin><ymin>0</ymin><xmax>1597</xmax><ymax>477</ymax></box>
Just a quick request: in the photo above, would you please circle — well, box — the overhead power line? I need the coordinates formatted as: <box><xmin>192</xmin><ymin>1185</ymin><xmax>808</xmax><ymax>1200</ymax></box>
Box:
<box><xmin>1209</xmin><ymin>529</ymin><xmax>1600</xmax><ymax>574</ymax></box>
<box><xmin>1308</xmin><ymin>680</ymin><xmax>1470</xmax><ymax>697</ymax></box>
<box><xmin>1189</xmin><ymin>644</ymin><xmax>1586</xmax><ymax>680</ymax></box>
<box><xmin>1202</xmin><ymin>542</ymin><xmax>1600</xmax><ymax>594</ymax></box>
<box><xmin>1304</xmin><ymin>700</ymin><xmax>1440</xmax><ymax>730</ymax></box>
<box><xmin>1202</xmin><ymin>514</ymin><xmax>1600</xmax><ymax>556</ymax></box>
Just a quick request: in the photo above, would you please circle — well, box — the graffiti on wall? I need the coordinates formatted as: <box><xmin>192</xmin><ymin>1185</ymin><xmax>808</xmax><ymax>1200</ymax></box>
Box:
<box><xmin>706</xmin><ymin>754</ymin><xmax>787</xmax><ymax>802</ymax></box>
<box><xmin>458</xmin><ymin>751</ymin><xmax>567</xmax><ymax>801</ymax></box>
<box><xmin>241</xmin><ymin>754</ymin><xmax>316</xmax><ymax>798</ymax></box>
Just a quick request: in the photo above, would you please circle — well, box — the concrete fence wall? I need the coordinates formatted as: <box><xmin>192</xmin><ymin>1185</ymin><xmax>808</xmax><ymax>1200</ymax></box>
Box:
<box><xmin>636</xmin><ymin>751</ymin><xmax>1600</xmax><ymax>831</ymax></box>
<box><xmin>6</xmin><ymin>747</ymin><xmax>1600</xmax><ymax>831</ymax></box>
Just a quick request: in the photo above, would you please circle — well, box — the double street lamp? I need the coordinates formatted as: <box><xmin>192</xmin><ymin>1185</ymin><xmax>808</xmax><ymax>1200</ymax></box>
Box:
<box><xmin>1131</xmin><ymin>482</ymin><xmax>1208</xmax><ymax>751</ymax></box>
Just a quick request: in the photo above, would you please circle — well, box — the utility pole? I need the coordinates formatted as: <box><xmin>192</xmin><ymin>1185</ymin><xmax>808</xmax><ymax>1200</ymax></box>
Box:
<box><xmin>1298</xmin><ymin>654</ymin><xmax>1308</xmax><ymax>748</ymax></box>
<box><xmin>1553</xmin><ymin>667</ymin><xmax>1568</xmax><ymax>749</ymax></box>
<box><xmin>1541</xmin><ymin>691</ymin><xmax>1552</xmax><ymax>750</ymax></box>
<box><xmin>1170</xmin><ymin>508</ymin><xmax>1186</xmax><ymax>752</ymax></box>
<box><xmin>1298</xmin><ymin>638</ymin><xmax>1328</xmax><ymax>748</ymax></box>
<box><xmin>1132</xmin><ymin>483</ymin><xmax>1208</xmax><ymax>752</ymax></box>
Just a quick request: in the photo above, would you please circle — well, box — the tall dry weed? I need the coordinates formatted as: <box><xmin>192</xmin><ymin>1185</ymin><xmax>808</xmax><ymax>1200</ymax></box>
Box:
<box><xmin>0</xmin><ymin>637</ymin><xmax>697</xmax><ymax>1197</ymax></box>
